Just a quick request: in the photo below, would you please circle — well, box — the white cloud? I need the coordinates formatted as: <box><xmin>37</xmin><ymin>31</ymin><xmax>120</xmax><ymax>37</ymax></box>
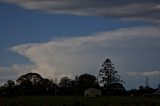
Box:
<box><xmin>128</xmin><ymin>71</ymin><xmax>160</xmax><ymax>77</ymax></box>
<box><xmin>0</xmin><ymin>64</ymin><xmax>35</xmax><ymax>76</ymax></box>
<box><xmin>1</xmin><ymin>0</ymin><xmax>160</xmax><ymax>23</ymax></box>
<box><xmin>0</xmin><ymin>26</ymin><xmax>159</xmax><ymax>88</ymax></box>
<box><xmin>0</xmin><ymin>64</ymin><xmax>35</xmax><ymax>85</ymax></box>
<box><xmin>7</xmin><ymin>27</ymin><xmax>160</xmax><ymax>82</ymax></box>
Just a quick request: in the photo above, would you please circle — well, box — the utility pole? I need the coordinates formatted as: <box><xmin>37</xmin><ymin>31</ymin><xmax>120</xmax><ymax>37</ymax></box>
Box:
<box><xmin>54</xmin><ymin>78</ymin><xmax>57</xmax><ymax>96</ymax></box>
<box><xmin>145</xmin><ymin>76</ymin><xmax>149</xmax><ymax>88</ymax></box>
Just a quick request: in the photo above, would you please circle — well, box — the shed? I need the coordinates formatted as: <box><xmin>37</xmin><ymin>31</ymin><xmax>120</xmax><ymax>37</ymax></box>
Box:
<box><xmin>84</xmin><ymin>88</ymin><xmax>101</xmax><ymax>97</ymax></box>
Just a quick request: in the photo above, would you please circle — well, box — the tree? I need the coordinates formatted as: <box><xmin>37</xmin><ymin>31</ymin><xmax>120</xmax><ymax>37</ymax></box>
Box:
<box><xmin>77</xmin><ymin>73</ymin><xmax>99</xmax><ymax>95</ymax></box>
<box><xmin>4</xmin><ymin>80</ymin><xmax>15</xmax><ymax>88</ymax></box>
<box><xmin>59</xmin><ymin>77</ymin><xmax>73</xmax><ymax>95</ymax></box>
<box><xmin>16</xmin><ymin>73</ymin><xmax>59</xmax><ymax>95</ymax></box>
<box><xmin>2</xmin><ymin>80</ymin><xmax>16</xmax><ymax>96</ymax></box>
<box><xmin>16</xmin><ymin>73</ymin><xmax>44</xmax><ymax>95</ymax></box>
<box><xmin>59</xmin><ymin>77</ymin><xmax>72</xmax><ymax>88</ymax></box>
<box><xmin>16</xmin><ymin>73</ymin><xmax>44</xmax><ymax>86</ymax></box>
<box><xmin>78</xmin><ymin>73</ymin><xmax>99</xmax><ymax>90</ymax></box>
<box><xmin>41</xmin><ymin>78</ymin><xmax>58</xmax><ymax>95</ymax></box>
<box><xmin>98</xmin><ymin>58</ymin><xmax>123</xmax><ymax>87</ymax></box>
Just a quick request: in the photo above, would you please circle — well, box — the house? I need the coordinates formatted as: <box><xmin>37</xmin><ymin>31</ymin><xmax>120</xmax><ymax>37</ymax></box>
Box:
<box><xmin>144</xmin><ymin>89</ymin><xmax>160</xmax><ymax>97</ymax></box>
<box><xmin>84</xmin><ymin>88</ymin><xmax>101</xmax><ymax>97</ymax></box>
<box><xmin>151</xmin><ymin>89</ymin><xmax>160</xmax><ymax>96</ymax></box>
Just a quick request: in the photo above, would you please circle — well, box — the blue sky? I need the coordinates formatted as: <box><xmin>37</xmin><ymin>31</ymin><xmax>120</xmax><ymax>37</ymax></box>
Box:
<box><xmin>0</xmin><ymin>2</ymin><xmax>150</xmax><ymax>66</ymax></box>
<box><xmin>0</xmin><ymin>0</ymin><xmax>160</xmax><ymax>89</ymax></box>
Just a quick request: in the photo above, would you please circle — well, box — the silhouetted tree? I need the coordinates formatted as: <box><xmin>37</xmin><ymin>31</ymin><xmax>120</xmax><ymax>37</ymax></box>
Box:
<box><xmin>59</xmin><ymin>77</ymin><xmax>72</xmax><ymax>88</ymax></box>
<box><xmin>16</xmin><ymin>73</ymin><xmax>44</xmax><ymax>85</ymax></box>
<box><xmin>59</xmin><ymin>77</ymin><xmax>73</xmax><ymax>95</ymax></box>
<box><xmin>77</xmin><ymin>73</ymin><xmax>99</xmax><ymax>95</ymax></box>
<box><xmin>128</xmin><ymin>86</ymin><xmax>156</xmax><ymax>96</ymax></box>
<box><xmin>78</xmin><ymin>73</ymin><xmax>99</xmax><ymax>89</ymax></box>
<box><xmin>16</xmin><ymin>73</ymin><xmax>44</xmax><ymax>95</ymax></box>
<box><xmin>4</xmin><ymin>80</ymin><xmax>15</xmax><ymax>88</ymax></box>
<box><xmin>2</xmin><ymin>80</ymin><xmax>16</xmax><ymax>96</ymax></box>
<box><xmin>107</xmin><ymin>83</ymin><xmax>126</xmax><ymax>96</ymax></box>
<box><xmin>16</xmin><ymin>73</ymin><xmax>58</xmax><ymax>95</ymax></box>
<box><xmin>41</xmin><ymin>78</ymin><xmax>58</xmax><ymax>95</ymax></box>
<box><xmin>108</xmin><ymin>83</ymin><xmax>125</xmax><ymax>90</ymax></box>
<box><xmin>69</xmin><ymin>75</ymin><xmax>79</xmax><ymax>95</ymax></box>
<box><xmin>139</xmin><ymin>85</ymin><xmax>155</xmax><ymax>96</ymax></box>
<box><xmin>98</xmin><ymin>58</ymin><xmax>123</xmax><ymax>88</ymax></box>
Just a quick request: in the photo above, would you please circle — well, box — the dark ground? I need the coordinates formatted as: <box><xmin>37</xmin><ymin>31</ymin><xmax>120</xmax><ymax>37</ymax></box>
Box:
<box><xmin>0</xmin><ymin>96</ymin><xmax>159</xmax><ymax>106</ymax></box>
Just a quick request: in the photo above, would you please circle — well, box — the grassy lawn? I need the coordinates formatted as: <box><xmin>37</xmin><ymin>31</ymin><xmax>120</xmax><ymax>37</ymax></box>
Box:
<box><xmin>0</xmin><ymin>96</ymin><xmax>159</xmax><ymax>106</ymax></box>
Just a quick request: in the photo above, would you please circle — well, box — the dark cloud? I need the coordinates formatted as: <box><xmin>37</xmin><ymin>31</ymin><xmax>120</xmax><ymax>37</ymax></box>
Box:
<box><xmin>1</xmin><ymin>0</ymin><xmax>160</xmax><ymax>23</ymax></box>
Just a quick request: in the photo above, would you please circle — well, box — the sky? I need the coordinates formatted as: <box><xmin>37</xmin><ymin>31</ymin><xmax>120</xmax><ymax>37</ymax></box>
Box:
<box><xmin>0</xmin><ymin>0</ymin><xmax>160</xmax><ymax>89</ymax></box>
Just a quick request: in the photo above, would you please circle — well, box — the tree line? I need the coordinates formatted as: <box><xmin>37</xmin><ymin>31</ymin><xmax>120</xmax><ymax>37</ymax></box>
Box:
<box><xmin>0</xmin><ymin>58</ymin><xmax>157</xmax><ymax>96</ymax></box>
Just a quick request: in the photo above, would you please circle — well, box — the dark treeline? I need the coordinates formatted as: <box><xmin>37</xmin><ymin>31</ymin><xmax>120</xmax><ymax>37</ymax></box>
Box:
<box><xmin>0</xmin><ymin>72</ymin><xmax>157</xmax><ymax>97</ymax></box>
<box><xmin>0</xmin><ymin>58</ymin><xmax>158</xmax><ymax>97</ymax></box>
<box><xmin>0</xmin><ymin>72</ymin><xmax>126</xmax><ymax>96</ymax></box>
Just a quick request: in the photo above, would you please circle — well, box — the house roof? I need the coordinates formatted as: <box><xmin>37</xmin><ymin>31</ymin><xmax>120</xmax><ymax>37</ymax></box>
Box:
<box><xmin>153</xmin><ymin>89</ymin><xmax>160</xmax><ymax>94</ymax></box>
<box><xmin>85</xmin><ymin>88</ymin><xmax>101</xmax><ymax>92</ymax></box>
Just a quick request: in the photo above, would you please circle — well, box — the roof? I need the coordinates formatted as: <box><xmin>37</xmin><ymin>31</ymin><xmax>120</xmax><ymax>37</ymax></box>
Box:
<box><xmin>144</xmin><ymin>89</ymin><xmax>160</xmax><ymax>96</ymax></box>
<box><xmin>153</xmin><ymin>89</ymin><xmax>160</xmax><ymax>94</ymax></box>
<box><xmin>85</xmin><ymin>88</ymin><xmax>100</xmax><ymax>91</ymax></box>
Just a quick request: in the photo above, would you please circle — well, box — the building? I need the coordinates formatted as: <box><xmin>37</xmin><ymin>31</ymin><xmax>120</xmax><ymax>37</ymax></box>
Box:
<box><xmin>84</xmin><ymin>88</ymin><xmax>101</xmax><ymax>97</ymax></box>
<box><xmin>144</xmin><ymin>89</ymin><xmax>160</xmax><ymax>97</ymax></box>
<box><xmin>151</xmin><ymin>89</ymin><xmax>160</xmax><ymax>96</ymax></box>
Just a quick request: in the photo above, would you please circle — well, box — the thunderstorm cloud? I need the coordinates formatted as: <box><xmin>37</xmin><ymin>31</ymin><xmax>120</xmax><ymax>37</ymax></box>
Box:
<box><xmin>6</xmin><ymin>27</ymin><xmax>160</xmax><ymax>81</ymax></box>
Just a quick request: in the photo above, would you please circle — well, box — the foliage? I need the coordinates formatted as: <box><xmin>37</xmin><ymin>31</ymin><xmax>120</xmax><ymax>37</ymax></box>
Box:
<box><xmin>77</xmin><ymin>73</ymin><xmax>99</xmax><ymax>95</ymax></box>
<box><xmin>0</xmin><ymin>58</ymin><xmax>128</xmax><ymax>96</ymax></box>
<box><xmin>59</xmin><ymin>77</ymin><xmax>72</xmax><ymax>88</ymax></box>
<box><xmin>59</xmin><ymin>77</ymin><xmax>73</xmax><ymax>95</ymax></box>
<box><xmin>0</xmin><ymin>80</ymin><xmax>16</xmax><ymax>97</ymax></box>
<box><xmin>129</xmin><ymin>86</ymin><xmax>156</xmax><ymax>96</ymax></box>
<box><xmin>0</xmin><ymin>58</ymin><xmax>159</xmax><ymax>97</ymax></box>
<box><xmin>4</xmin><ymin>80</ymin><xmax>15</xmax><ymax>88</ymax></box>
<box><xmin>58</xmin><ymin>73</ymin><xmax>99</xmax><ymax>95</ymax></box>
<box><xmin>98</xmin><ymin>58</ymin><xmax>123</xmax><ymax>87</ymax></box>
<box><xmin>78</xmin><ymin>73</ymin><xmax>98</xmax><ymax>89</ymax></box>
<box><xmin>1</xmin><ymin>73</ymin><xmax>58</xmax><ymax>96</ymax></box>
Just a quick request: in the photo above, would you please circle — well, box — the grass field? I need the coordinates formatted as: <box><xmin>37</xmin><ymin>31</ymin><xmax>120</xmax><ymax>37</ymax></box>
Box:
<box><xmin>0</xmin><ymin>96</ymin><xmax>159</xmax><ymax>106</ymax></box>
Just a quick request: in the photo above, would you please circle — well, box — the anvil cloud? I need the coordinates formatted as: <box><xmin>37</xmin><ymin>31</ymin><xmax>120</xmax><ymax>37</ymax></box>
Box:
<box><xmin>0</xmin><ymin>26</ymin><xmax>159</xmax><ymax>88</ymax></box>
<box><xmin>8</xmin><ymin>27</ymin><xmax>160</xmax><ymax>81</ymax></box>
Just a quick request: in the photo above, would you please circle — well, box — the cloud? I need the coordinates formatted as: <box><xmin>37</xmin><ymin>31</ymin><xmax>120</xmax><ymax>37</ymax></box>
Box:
<box><xmin>7</xmin><ymin>26</ymin><xmax>160</xmax><ymax>83</ymax></box>
<box><xmin>128</xmin><ymin>71</ymin><xmax>160</xmax><ymax>77</ymax></box>
<box><xmin>0</xmin><ymin>67</ymin><xmax>16</xmax><ymax>83</ymax></box>
<box><xmin>1</xmin><ymin>0</ymin><xmax>160</xmax><ymax>23</ymax></box>
<box><xmin>0</xmin><ymin>64</ymin><xmax>35</xmax><ymax>85</ymax></box>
